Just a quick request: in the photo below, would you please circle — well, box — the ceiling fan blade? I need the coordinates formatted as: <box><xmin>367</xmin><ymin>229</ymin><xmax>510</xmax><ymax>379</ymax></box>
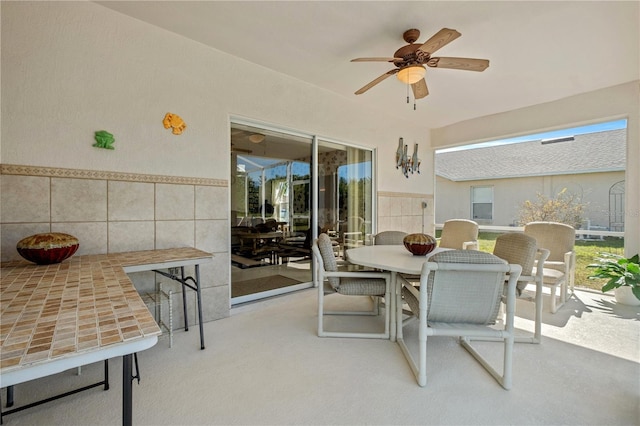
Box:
<box><xmin>351</xmin><ymin>57</ymin><xmax>403</xmax><ymax>62</ymax></box>
<box><xmin>428</xmin><ymin>57</ymin><xmax>489</xmax><ymax>72</ymax></box>
<box><xmin>418</xmin><ymin>28</ymin><xmax>461</xmax><ymax>55</ymax></box>
<box><xmin>354</xmin><ymin>69</ymin><xmax>399</xmax><ymax>95</ymax></box>
<box><xmin>411</xmin><ymin>78</ymin><xmax>429</xmax><ymax>99</ymax></box>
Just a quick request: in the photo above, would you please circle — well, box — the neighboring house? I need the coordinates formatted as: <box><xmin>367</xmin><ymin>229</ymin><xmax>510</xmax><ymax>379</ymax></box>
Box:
<box><xmin>435</xmin><ymin>128</ymin><xmax>626</xmax><ymax>230</ymax></box>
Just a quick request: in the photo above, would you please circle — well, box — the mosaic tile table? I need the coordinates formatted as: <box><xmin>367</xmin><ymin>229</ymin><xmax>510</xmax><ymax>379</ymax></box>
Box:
<box><xmin>0</xmin><ymin>247</ymin><xmax>213</xmax><ymax>425</ymax></box>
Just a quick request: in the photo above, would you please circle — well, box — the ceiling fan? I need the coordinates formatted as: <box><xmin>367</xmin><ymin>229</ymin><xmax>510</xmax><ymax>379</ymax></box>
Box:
<box><xmin>351</xmin><ymin>28</ymin><xmax>489</xmax><ymax>100</ymax></box>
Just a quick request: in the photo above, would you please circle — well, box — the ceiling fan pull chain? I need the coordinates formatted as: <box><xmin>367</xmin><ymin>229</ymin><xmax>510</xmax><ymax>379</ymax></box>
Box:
<box><xmin>406</xmin><ymin>84</ymin><xmax>410</xmax><ymax>104</ymax></box>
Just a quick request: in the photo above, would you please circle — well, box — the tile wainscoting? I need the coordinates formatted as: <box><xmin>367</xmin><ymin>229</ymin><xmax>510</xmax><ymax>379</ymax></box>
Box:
<box><xmin>377</xmin><ymin>191</ymin><xmax>435</xmax><ymax>237</ymax></box>
<box><xmin>0</xmin><ymin>164</ymin><xmax>231</xmax><ymax>325</ymax></box>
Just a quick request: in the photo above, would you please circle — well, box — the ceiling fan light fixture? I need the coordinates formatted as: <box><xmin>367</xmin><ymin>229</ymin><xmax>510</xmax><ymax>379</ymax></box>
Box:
<box><xmin>248</xmin><ymin>134</ymin><xmax>265</xmax><ymax>144</ymax></box>
<box><xmin>397</xmin><ymin>65</ymin><xmax>426</xmax><ymax>85</ymax></box>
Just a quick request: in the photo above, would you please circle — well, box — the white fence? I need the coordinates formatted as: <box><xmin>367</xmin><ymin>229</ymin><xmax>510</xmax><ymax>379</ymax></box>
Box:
<box><xmin>435</xmin><ymin>224</ymin><xmax>624</xmax><ymax>240</ymax></box>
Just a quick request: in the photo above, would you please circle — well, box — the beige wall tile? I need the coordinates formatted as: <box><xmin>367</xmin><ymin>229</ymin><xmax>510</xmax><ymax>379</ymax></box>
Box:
<box><xmin>109</xmin><ymin>221</ymin><xmax>155</xmax><ymax>253</ymax></box>
<box><xmin>377</xmin><ymin>216</ymin><xmax>392</xmax><ymax>233</ymax></box>
<box><xmin>401</xmin><ymin>197</ymin><xmax>412</xmax><ymax>216</ymax></box>
<box><xmin>412</xmin><ymin>197</ymin><xmax>425</xmax><ymax>215</ymax></box>
<box><xmin>388</xmin><ymin>197</ymin><xmax>402</xmax><ymax>217</ymax></box>
<box><xmin>52</xmin><ymin>222</ymin><xmax>108</xmax><ymax>255</ymax></box>
<box><xmin>201</xmin><ymin>252</ymin><xmax>230</xmax><ymax>288</ymax></box>
<box><xmin>402</xmin><ymin>215</ymin><xmax>423</xmax><ymax>234</ymax></box>
<box><xmin>388</xmin><ymin>216</ymin><xmax>403</xmax><ymax>231</ymax></box>
<box><xmin>196</xmin><ymin>186</ymin><xmax>227</xmax><ymax>220</ymax></box>
<box><xmin>200</xmin><ymin>285</ymin><xmax>230</xmax><ymax>322</ymax></box>
<box><xmin>195</xmin><ymin>220</ymin><xmax>228</xmax><ymax>253</ymax></box>
<box><xmin>377</xmin><ymin>196</ymin><xmax>391</xmax><ymax>218</ymax></box>
<box><xmin>1</xmin><ymin>223</ymin><xmax>51</xmax><ymax>261</ymax></box>
<box><xmin>156</xmin><ymin>184</ymin><xmax>194</xmax><ymax>220</ymax></box>
<box><xmin>127</xmin><ymin>271</ymin><xmax>156</xmax><ymax>295</ymax></box>
<box><xmin>156</xmin><ymin>220</ymin><xmax>195</xmax><ymax>249</ymax></box>
<box><xmin>1</xmin><ymin>175</ymin><xmax>50</xmax><ymax>223</ymax></box>
<box><xmin>51</xmin><ymin>178</ymin><xmax>107</xmax><ymax>222</ymax></box>
<box><xmin>108</xmin><ymin>181</ymin><xmax>154</xmax><ymax>221</ymax></box>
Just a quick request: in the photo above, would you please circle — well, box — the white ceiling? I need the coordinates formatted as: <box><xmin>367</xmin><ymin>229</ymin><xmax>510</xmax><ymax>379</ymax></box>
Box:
<box><xmin>97</xmin><ymin>1</ymin><xmax>639</xmax><ymax>129</ymax></box>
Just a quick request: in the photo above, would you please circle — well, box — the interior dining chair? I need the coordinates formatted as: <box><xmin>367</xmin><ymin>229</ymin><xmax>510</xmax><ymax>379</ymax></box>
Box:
<box><xmin>438</xmin><ymin>219</ymin><xmax>479</xmax><ymax>250</ymax></box>
<box><xmin>524</xmin><ymin>221</ymin><xmax>576</xmax><ymax>313</ymax></box>
<box><xmin>396</xmin><ymin>250</ymin><xmax>521</xmax><ymax>389</ymax></box>
<box><xmin>373</xmin><ymin>231</ymin><xmax>408</xmax><ymax>245</ymax></box>
<box><xmin>312</xmin><ymin>233</ymin><xmax>391</xmax><ymax>339</ymax></box>
<box><xmin>492</xmin><ymin>232</ymin><xmax>550</xmax><ymax>343</ymax></box>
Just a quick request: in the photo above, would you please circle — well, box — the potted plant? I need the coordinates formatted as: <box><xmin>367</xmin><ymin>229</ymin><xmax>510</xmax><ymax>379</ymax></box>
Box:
<box><xmin>587</xmin><ymin>253</ymin><xmax>640</xmax><ymax>306</ymax></box>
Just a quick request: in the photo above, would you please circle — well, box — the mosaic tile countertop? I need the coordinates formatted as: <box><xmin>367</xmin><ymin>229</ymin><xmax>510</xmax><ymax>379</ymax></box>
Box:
<box><xmin>0</xmin><ymin>248</ymin><xmax>212</xmax><ymax>373</ymax></box>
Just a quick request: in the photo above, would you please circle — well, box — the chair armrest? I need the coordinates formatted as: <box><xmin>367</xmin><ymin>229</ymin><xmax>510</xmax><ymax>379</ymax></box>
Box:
<box><xmin>325</xmin><ymin>271</ymin><xmax>391</xmax><ymax>280</ymax></box>
<box><xmin>462</xmin><ymin>240</ymin><xmax>479</xmax><ymax>250</ymax></box>
<box><xmin>527</xmin><ymin>248</ymin><xmax>550</xmax><ymax>284</ymax></box>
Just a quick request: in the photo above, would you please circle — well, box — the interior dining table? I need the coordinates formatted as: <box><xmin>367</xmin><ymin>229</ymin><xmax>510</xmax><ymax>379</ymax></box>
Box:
<box><xmin>345</xmin><ymin>245</ymin><xmax>447</xmax><ymax>342</ymax></box>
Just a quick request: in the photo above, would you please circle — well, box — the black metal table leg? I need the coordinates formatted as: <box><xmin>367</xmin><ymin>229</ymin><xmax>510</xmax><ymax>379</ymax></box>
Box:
<box><xmin>181</xmin><ymin>267</ymin><xmax>189</xmax><ymax>332</ymax></box>
<box><xmin>195</xmin><ymin>264</ymin><xmax>205</xmax><ymax>350</ymax></box>
<box><xmin>122</xmin><ymin>354</ymin><xmax>133</xmax><ymax>426</ymax></box>
<box><xmin>6</xmin><ymin>387</ymin><xmax>13</xmax><ymax>408</ymax></box>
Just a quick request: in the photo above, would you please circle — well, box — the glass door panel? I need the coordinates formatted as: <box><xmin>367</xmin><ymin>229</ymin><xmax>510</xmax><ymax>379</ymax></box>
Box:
<box><xmin>317</xmin><ymin>140</ymin><xmax>373</xmax><ymax>258</ymax></box>
<box><xmin>230</xmin><ymin>122</ymin><xmax>375</xmax><ymax>305</ymax></box>
<box><xmin>230</xmin><ymin>123</ymin><xmax>313</xmax><ymax>304</ymax></box>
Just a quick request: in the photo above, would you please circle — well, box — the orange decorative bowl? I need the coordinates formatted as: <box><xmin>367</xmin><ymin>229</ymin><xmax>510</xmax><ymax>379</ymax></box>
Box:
<box><xmin>16</xmin><ymin>233</ymin><xmax>79</xmax><ymax>265</ymax></box>
<box><xmin>403</xmin><ymin>233</ymin><xmax>437</xmax><ymax>256</ymax></box>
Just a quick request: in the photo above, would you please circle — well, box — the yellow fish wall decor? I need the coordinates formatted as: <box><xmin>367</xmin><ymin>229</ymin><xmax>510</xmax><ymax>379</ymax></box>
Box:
<box><xmin>163</xmin><ymin>113</ymin><xmax>186</xmax><ymax>135</ymax></box>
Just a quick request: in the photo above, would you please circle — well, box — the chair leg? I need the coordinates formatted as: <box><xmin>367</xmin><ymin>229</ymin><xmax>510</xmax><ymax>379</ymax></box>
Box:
<box><xmin>549</xmin><ymin>284</ymin><xmax>557</xmax><ymax>314</ymax></box>
<box><xmin>549</xmin><ymin>282</ymin><xmax>567</xmax><ymax>314</ymax></box>
<box><xmin>319</xmin><ymin>286</ymin><xmax>390</xmax><ymax>339</ymax></box>
<box><xmin>317</xmin><ymin>279</ymin><xmax>326</xmax><ymax>337</ymax></box>
<box><xmin>532</xmin><ymin>279</ymin><xmax>543</xmax><ymax>343</ymax></box>
<box><xmin>514</xmin><ymin>279</ymin><xmax>543</xmax><ymax>344</ymax></box>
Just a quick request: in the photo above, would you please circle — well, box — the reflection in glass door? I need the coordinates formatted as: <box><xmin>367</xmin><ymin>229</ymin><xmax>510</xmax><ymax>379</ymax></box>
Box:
<box><xmin>316</xmin><ymin>140</ymin><xmax>373</xmax><ymax>258</ymax></box>
<box><xmin>231</xmin><ymin>123</ymin><xmax>313</xmax><ymax>304</ymax></box>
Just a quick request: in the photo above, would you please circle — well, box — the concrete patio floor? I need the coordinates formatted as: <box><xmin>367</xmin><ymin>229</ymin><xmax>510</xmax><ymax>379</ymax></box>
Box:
<box><xmin>2</xmin><ymin>287</ymin><xmax>638</xmax><ymax>425</ymax></box>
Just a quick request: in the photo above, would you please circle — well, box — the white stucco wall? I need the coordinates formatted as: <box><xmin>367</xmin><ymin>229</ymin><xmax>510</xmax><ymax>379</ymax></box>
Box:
<box><xmin>0</xmin><ymin>1</ymin><xmax>432</xmax><ymax>194</ymax></box>
<box><xmin>431</xmin><ymin>82</ymin><xmax>640</xmax><ymax>256</ymax></box>
<box><xmin>436</xmin><ymin>171</ymin><xmax>626</xmax><ymax>228</ymax></box>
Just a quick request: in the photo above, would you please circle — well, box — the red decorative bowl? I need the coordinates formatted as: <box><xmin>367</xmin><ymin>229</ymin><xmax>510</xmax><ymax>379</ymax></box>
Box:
<box><xmin>403</xmin><ymin>233</ymin><xmax>437</xmax><ymax>256</ymax></box>
<box><xmin>16</xmin><ymin>233</ymin><xmax>79</xmax><ymax>265</ymax></box>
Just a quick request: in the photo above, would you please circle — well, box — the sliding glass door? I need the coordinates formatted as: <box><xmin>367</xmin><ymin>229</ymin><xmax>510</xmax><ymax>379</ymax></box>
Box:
<box><xmin>230</xmin><ymin>120</ymin><xmax>374</xmax><ymax>304</ymax></box>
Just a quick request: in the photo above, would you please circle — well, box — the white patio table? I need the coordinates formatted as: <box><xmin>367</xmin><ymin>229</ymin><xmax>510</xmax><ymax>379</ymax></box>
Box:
<box><xmin>346</xmin><ymin>245</ymin><xmax>447</xmax><ymax>341</ymax></box>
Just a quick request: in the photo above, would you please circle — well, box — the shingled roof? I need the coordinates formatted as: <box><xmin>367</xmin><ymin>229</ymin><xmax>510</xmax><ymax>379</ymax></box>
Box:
<box><xmin>436</xmin><ymin>128</ymin><xmax>626</xmax><ymax>181</ymax></box>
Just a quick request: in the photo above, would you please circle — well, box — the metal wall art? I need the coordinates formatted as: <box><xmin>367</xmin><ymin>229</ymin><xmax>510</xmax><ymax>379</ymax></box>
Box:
<box><xmin>395</xmin><ymin>137</ymin><xmax>420</xmax><ymax>178</ymax></box>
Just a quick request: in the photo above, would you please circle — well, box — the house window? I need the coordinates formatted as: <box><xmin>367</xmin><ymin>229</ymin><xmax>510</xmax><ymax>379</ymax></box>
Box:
<box><xmin>471</xmin><ymin>186</ymin><xmax>493</xmax><ymax>221</ymax></box>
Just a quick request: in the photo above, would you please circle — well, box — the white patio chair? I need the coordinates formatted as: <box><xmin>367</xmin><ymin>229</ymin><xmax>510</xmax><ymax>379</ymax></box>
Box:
<box><xmin>439</xmin><ymin>219</ymin><xmax>479</xmax><ymax>250</ymax></box>
<box><xmin>397</xmin><ymin>250</ymin><xmax>522</xmax><ymax>389</ymax></box>
<box><xmin>492</xmin><ymin>232</ymin><xmax>550</xmax><ymax>343</ymax></box>
<box><xmin>312</xmin><ymin>233</ymin><xmax>391</xmax><ymax>339</ymax></box>
<box><xmin>373</xmin><ymin>230</ymin><xmax>407</xmax><ymax>245</ymax></box>
<box><xmin>524</xmin><ymin>221</ymin><xmax>576</xmax><ymax>313</ymax></box>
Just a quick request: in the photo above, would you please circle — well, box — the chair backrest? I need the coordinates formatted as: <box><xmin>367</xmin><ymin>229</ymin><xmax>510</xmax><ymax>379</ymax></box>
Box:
<box><xmin>374</xmin><ymin>231</ymin><xmax>407</xmax><ymax>245</ymax></box>
<box><xmin>524</xmin><ymin>221</ymin><xmax>575</xmax><ymax>262</ymax></box>
<box><xmin>439</xmin><ymin>219</ymin><xmax>479</xmax><ymax>249</ymax></box>
<box><xmin>493</xmin><ymin>233</ymin><xmax>537</xmax><ymax>276</ymax></box>
<box><xmin>421</xmin><ymin>250</ymin><xmax>508</xmax><ymax>324</ymax></box>
<box><xmin>313</xmin><ymin>233</ymin><xmax>340</xmax><ymax>288</ymax></box>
